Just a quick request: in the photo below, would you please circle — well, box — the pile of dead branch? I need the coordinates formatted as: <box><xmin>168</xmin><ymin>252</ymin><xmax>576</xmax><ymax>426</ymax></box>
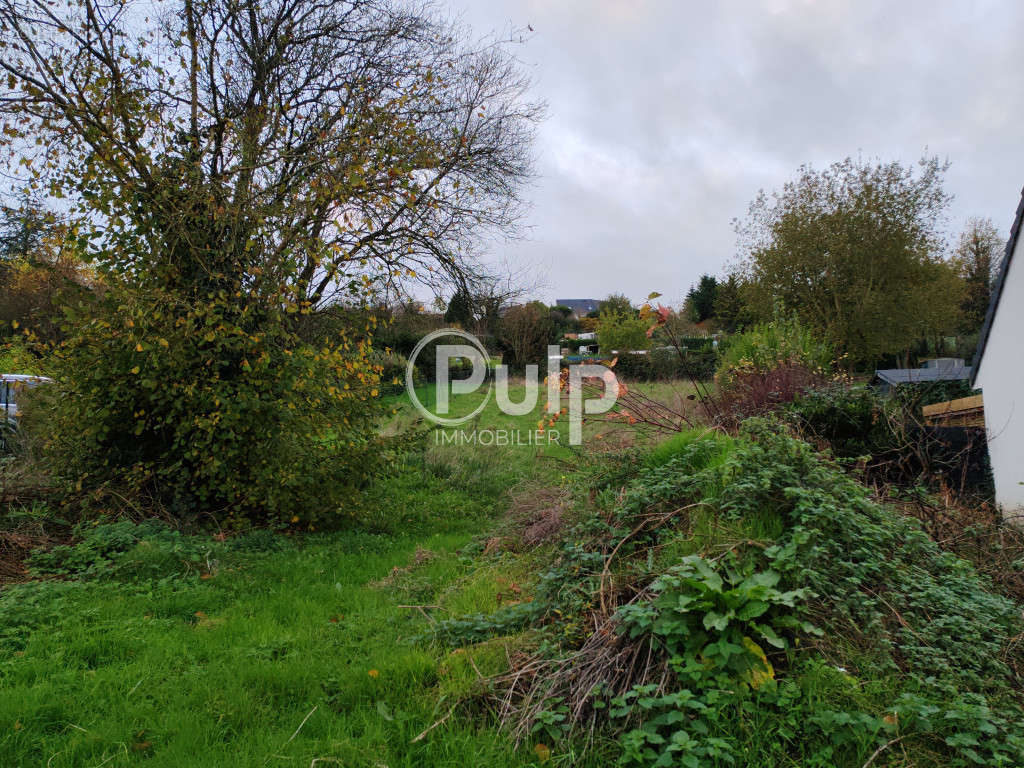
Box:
<box><xmin>480</xmin><ymin>500</ymin><xmax>771</xmax><ymax>746</ymax></box>
<box><xmin>509</xmin><ymin>485</ymin><xmax>572</xmax><ymax>549</ymax></box>
<box><xmin>0</xmin><ymin>530</ymin><xmax>48</xmax><ymax>583</ymax></box>
<box><xmin>488</xmin><ymin>587</ymin><xmax>666</xmax><ymax>746</ymax></box>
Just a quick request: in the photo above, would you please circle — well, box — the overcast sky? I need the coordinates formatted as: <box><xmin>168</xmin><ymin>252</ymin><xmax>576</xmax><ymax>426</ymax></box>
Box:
<box><xmin>447</xmin><ymin>0</ymin><xmax>1024</xmax><ymax>307</ymax></box>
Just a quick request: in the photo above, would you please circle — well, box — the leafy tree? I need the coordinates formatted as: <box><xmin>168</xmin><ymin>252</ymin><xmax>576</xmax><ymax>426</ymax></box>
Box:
<box><xmin>685</xmin><ymin>274</ymin><xmax>718</xmax><ymax>323</ymax></box>
<box><xmin>597</xmin><ymin>307</ymin><xmax>649</xmax><ymax>353</ymax></box>
<box><xmin>0</xmin><ymin>0</ymin><xmax>539</xmax><ymax>521</ymax></box>
<box><xmin>954</xmin><ymin>217</ymin><xmax>1003</xmax><ymax>334</ymax></box>
<box><xmin>736</xmin><ymin>156</ymin><xmax>962</xmax><ymax>367</ymax></box>
<box><xmin>547</xmin><ymin>305</ymin><xmax>572</xmax><ymax>340</ymax></box>
<box><xmin>498</xmin><ymin>302</ymin><xmax>552</xmax><ymax>371</ymax></box>
<box><xmin>0</xmin><ymin>204</ymin><xmax>92</xmax><ymax>344</ymax></box>
<box><xmin>713</xmin><ymin>274</ymin><xmax>753</xmax><ymax>334</ymax></box>
<box><xmin>600</xmin><ymin>293</ymin><xmax>635</xmax><ymax>317</ymax></box>
<box><xmin>0</xmin><ymin>0</ymin><xmax>541</xmax><ymax>304</ymax></box>
<box><xmin>444</xmin><ymin>289</ymin><xmax>475</xmax><ymax>328</ymax></box>
<box><xmin>0</xmin><ymin>200</ymin><xmax>48</xmax><ymax>264</ymax></box>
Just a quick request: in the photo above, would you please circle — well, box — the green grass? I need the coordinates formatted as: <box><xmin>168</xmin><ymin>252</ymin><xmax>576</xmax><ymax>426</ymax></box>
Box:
<box><xmin>0</xmin><ymin>377</ymin><xmax>700</xmax><ymax>768</ymax></box>
<box><xmin>8</xmin><ymin>379</ymin><xmax>1020</xmax><ymax>766</ymax></box>
<box><xmin>0</xmin><ymin>384</ymin><xmax>609</xmax><ymax>768</ymax></box>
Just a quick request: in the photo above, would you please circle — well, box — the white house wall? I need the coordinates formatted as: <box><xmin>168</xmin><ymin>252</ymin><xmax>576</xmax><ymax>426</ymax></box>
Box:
<box><xmin>975</xmin><ymin>230</ymin><xmax>1024</xmax><ymax>523</ymax></box>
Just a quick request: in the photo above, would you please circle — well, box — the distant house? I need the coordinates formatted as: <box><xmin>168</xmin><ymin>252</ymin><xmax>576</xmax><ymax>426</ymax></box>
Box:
<box><xmin>872</xmin><ymin>358</ymin><xmax>971</xmax><ymax>395</ymax></box>
<box><xmin>971</xmin><ymin>185</ymin><xmax>1024</xmax><ymax>523</ymax></box>
<box><xmin>556</xmin><ymin>298</ymin><xmax>602</xmax><ymax>318</ymax></box>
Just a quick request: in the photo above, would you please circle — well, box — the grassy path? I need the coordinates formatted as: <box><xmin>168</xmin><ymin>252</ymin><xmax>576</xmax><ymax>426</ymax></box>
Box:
<box><xmin>0</xmin><ymin>388</ymin><xmax>572</xmax><ymax>767</ymax></box>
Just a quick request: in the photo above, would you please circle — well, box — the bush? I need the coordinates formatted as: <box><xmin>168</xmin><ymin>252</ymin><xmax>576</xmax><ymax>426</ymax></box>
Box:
<box><xmin>714</xmin><ymin>315</ymin><xmax>835</xmax><ymax>424</ymax></box>
<box><xmin>371</xmin><ymin>350</ymin><xmax>413</xmax><ymax>394</ymax></box>
<box><xmin>661</xmin><ymin>346</ymin><xmax>718</xmax><ymax>380</ymax></box>
<box><xmin>390</xmin><ymin>331</ymin><xmax>477</xmax><ymax>382</ymax></box>
<box><xmin>786</xmin><ymin>385</ymin><xmax>888</xmax><ymax>457</ymax></box>
<box><xmin>608</xmin><ymin>347</ymin><xmax>718</xmax><ymax>382</ymax></box>
<box><xmin>788</xmin><ymin>384</ymin><xmax>994</xmax><ymax>496</ymax></box>
<box><xmin>458</xmin><ymin>422</ymin><xmax>1024</xmax><ymax>766</ymax></box>
<box><xmin>42</xmin><ymin>286</ymin><xmax>388</xmax><ymax>527</ymax></box>
<box><xmin>893</xmin><ymin>379</ymin><xmax>974</xmax><ymax>412</ymax></box>
<box><xmin>596</xmin><ymin>307</ymin><xmax>649</xmax><ymax>353</ymax></box>
<box><xmin>0</xmin><ymin>336</ymin><xmax>46</xmax><ymax>375</ymax></box>
<box><xmin>717</xmin><ymin>313</ymin><xmax>834</xmax><ymax>385</ymax></box>
<box><xmin>28</xmin><ymin>519</ymin><xmax>212</xmax><ymax>581</ymax></box>
<box><xmin>607</xmin><ymin>352</ymin><xmax>651</xmax><ymax>381</ymax></box>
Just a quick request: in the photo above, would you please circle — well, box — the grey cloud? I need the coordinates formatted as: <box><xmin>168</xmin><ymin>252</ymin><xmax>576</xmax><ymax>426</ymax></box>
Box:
<box><xmin>452</xmin><ymin>0</ymin><xmax>1024</xmax><ymax>305</ymax></box>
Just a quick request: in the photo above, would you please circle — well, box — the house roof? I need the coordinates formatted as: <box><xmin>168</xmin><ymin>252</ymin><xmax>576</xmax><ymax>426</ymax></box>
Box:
<box><xmin>873</xmin><ymin>365</ymin><xmax>971</xmax><ymax>386</ymax></box>
<box><xmin>555</xmin><ymin>298</ymin><xmax>602</xmax><ymax>316</ymax></box>
<box><xmin>971</xmin><ymin>184</ymin><xmax>1024</xmax><ymax>386</ymax></box>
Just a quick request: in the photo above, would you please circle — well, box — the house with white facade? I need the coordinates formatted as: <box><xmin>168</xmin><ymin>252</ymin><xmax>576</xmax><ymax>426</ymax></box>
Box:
<box><xmin>971</xmin><ymin>185</ymin><xmax>1024</xmax><ymax>524</ymax></box>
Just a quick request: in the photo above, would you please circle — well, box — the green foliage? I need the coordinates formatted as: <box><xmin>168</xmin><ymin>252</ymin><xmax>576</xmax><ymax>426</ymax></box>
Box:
<box><xmin>618</xmin><ymin>555</ymin><xmax>819</xmax><ymax>684</ymax></box>
<box><xmin>684</xmin><ymin>275</ymin><xmax>718</xmax><ymax>323</ymax></box>
<box><xmin>600</xmin><ymin>294</ymin><xmax>635</xmax><ymax>317</ymax></box>
<box><xmin>442</xmin><ymin>417</ymin><xmax>1024</xmax><ymax>766</ymax></box>
<box><xmin>712</xmin><ymin>274</ymin><xmax>754</xmax><ymax>333</ymax></box>
<box><xmin>371</xmin><ymin>349</ymin><xmax>413</xmax><ymax>394</ymax></box>
<box><xmin>43</xmin><ymin>286</ymin><xmax>388</xmax><ymax>526</ymax></box>
<box><xmin>788</xmin><ymin>383</ymin><xmax>993</xmax><ymax>496</ymax></box>
<box><xmin>737</xmin><ymin>155</ymin><xmax>963</xmax><ymax>366</ymax></box>
<box><xmin>611</xmin><ymin>345</ymin><xmax>718</xmax><ymax>382</ymax></box>
<box><xmin>955</xmin><ymin>217</ymin><xmax>1002</xmax><ymax>335</ymax></box>
<box><xmin>27</xmin><ymin>519</ymin><xmax>213</xmax><ymax>582</ymax></box>
<box><xmin>645</xmin><ymin>429</ymin><xmax>734</xmax><ymax>470</ymax></box>
<box><xmin>893</xmin><ymin>378</ymin><xmax>974</xmax><ymax>411</ymax></box>
<box><xmin>444</xmin><ymin>289</ymin><xmax>475</xmax><ymax>327</ymax></box>
<box><xmin>786</xmin><ymin>385</ymin><xmax>888</xmax><ymax>457</ymax></box>
<box><xmin>717</xmin><ymin>313</ymin><xmax>834</xmax><ymax>386</ymax></box>
<box><xmin>597</xmin><ymin>307</ymin><xmax>649</xmax><ymax>353</ymax></box>
<box><xmin>0</xmin><ymin>336</ymin><xmax>44</xmax><ymax>375</ymax></box>
<box><xmin>721</xmin><ymin>420</ymin><xmax>1023</xmax><ymax>699</ymax></box>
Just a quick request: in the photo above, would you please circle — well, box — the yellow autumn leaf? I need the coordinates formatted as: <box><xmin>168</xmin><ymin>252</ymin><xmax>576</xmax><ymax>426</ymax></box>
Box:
<box><xmin>741</xmin><ymin>636</ymin><xmax>775</xmax><ymax>690</ymax></box>
<box><xmin>135</xmin><ymin>343</ymin><xmax>144</xmax><ymax>352</ymax></box>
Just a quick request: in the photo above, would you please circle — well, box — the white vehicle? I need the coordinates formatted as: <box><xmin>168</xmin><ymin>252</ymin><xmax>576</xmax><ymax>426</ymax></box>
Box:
<box><xmin>1</xmin><ymin>373</ymin><xmax>53</xmax><ymax>422</ymax></box>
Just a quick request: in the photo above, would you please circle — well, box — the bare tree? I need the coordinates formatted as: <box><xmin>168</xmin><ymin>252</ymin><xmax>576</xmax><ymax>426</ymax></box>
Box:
<box><xmin>0</xmin><ymin>0</ymin><xmax>543</xmax><ymax>306</ymax></box>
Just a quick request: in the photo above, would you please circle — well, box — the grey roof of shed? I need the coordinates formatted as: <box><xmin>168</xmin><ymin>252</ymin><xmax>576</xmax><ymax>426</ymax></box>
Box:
<box><xmin>873</xmin><ymin>366</ymin><xmax>971</xmax><ymax>386</ymax></box>
<box><xmin>970</xmin><ymin>185</ymin><xmax>1024</xmax><ymax>386</ymax></box>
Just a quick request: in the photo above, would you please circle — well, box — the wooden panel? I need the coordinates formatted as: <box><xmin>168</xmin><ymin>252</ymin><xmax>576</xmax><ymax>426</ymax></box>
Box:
<box><xmin>922</xmin><ymin>394</ymin><xmax>985</xmax><ymax>428</ymax></box>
